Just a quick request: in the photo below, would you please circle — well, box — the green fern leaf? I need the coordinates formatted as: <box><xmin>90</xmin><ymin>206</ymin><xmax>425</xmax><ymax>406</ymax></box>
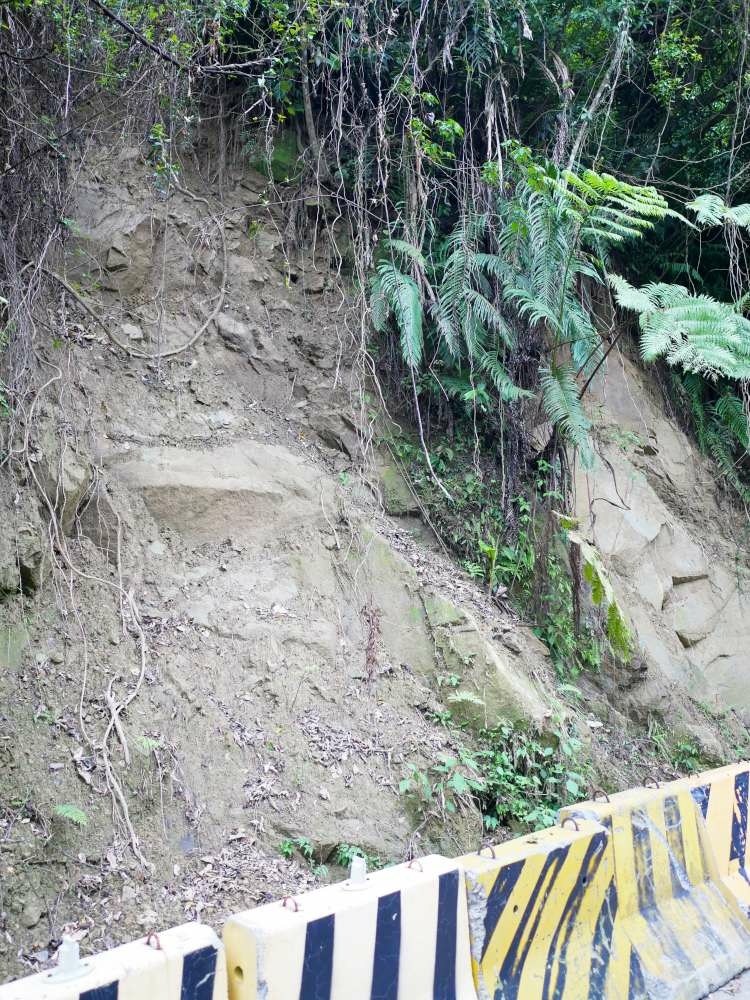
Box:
<box><xmin>383</xmin><ymin>238</ymin><xmax>428</xmax><ymax>268</ymax></box>
<box><xmin>713</xmin><ymin>394</ymin><xmax>749</xmax><ymax>450</ymax></box>
<box><xmin>477</xmin><ymin>348</ymin><xmax>531</xmax><ymax>401</ymax></box>
<box><xmin>540</xmin><ymin>364</ymin><xmax>593</xmax><ymax>465</ymax></box>
<box><xmin>374</xmin><ymin>261</ymin><xmax>424</xmax><ymax>368</ymax></box>
<box><xmin>55</xmin><ymin>803</ymin><xmax>88</xmax><ymax>827</ymax></box>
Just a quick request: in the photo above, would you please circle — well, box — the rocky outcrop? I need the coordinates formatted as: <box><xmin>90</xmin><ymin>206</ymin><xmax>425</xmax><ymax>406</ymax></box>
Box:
<box><xmin>0</xmin><ymin>489</ymin><xmax>44</xmax><ymax>597</ymax></box>
<box><xmin>109</xmin><ymin>441</ymin><xmax>335</xmax><ymax>544</ymax></box>
<box><xmin>575</xmin><ymin>351</ymin><xmax>750</xmax><ymax>724</ymax></box>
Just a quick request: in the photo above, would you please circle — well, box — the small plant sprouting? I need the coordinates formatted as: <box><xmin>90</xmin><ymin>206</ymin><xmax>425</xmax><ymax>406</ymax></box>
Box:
<box><xmin>54</xmin><ymin>803</ymin><xmax>88</xmax><ymax>828</ymax></box>
<box><xmin>279</xmin><ymin>836</ymin><xmax>313</xmax><ymax>862</ymax></box>
<box><xmin>334</xmin><ymin>843</ymin><xmax>386</xmax><ymax>870</ymax></box>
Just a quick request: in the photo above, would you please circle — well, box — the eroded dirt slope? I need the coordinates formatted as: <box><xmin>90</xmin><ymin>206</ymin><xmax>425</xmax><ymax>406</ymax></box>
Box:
<box><xmin>1</xmin><ymin>141</ymin><xmax>747</xmax><ymax>982</ymax></box>
<box><xmin>0</xmin><ymin>146</ymin><xmax>558</xmax><ymax>978</ymax></box>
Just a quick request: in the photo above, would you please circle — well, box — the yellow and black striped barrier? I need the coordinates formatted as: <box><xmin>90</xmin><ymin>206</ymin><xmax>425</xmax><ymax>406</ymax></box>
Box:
<box><xmin>5</xmin><ymin>766</ymin><xmax>750</xmax><ymax>999</ymax></box>
<box><xmin>457</xmin><ymin>819</ymin><xmax>615</xmax><ymax>999</ymax></box>
<box><xmin>0</xmin><ymin>923</ymin><xmax>226</xmax><ymax>1000</ymax></box>
<box><xmin>561</xmin><ymin>780</ymin><xmax>750</xmax><ymax>999</ymax></box>
<box><xmin>686</xmin><ymin>762</ymin><xmax>750</xmax><ymax>913</ymax></box>
<box><xmin>223</xmin><ymin>855</ymin><xmax>477</xmax><ymax>1000</ymax></box>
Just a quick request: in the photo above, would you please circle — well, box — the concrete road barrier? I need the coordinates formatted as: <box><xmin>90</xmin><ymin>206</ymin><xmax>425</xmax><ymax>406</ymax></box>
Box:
<box><xmin>687</xmin><ymin>762</ymin><xmax>750</xmax><ymax>913</ymax></box>
<box><xmin>562</xmin><ymin>781</ymin><xmax>750</xmax><ymax>999</ymax></box>
<box><xmin>456</xmin><ymin>820</ymin><xmax>616</xmax><ymax>1000</ymax></box>
<box><xmin>223</xmin><ymin>855</ymin><xmax>477</xmax><ymax>1000</ymax></box>
<box><xmin>0</xmin><ymin>923</ymin><xmax>226</xmax><ymax>1000</ymax></box>
<box><xmin>6</xmin><ymin>764</ymin><xmax>750</xmax><ymax>1000</ymax></box>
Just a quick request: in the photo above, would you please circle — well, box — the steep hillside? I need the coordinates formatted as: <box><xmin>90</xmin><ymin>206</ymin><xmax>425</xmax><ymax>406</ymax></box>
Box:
<box><xmin>0</xmin><ymin>147</ymin><xmax>549</xmax><ymax>977</ymax></box>
<box><xmin>578</xmin><ymin>355</ymin><xmax>750</xmax><ymax>727</ymax></box>
<box><xmin>1</xmin><ymin>142</ymin><xmax>747</xmax><ymax>981</ymax></box>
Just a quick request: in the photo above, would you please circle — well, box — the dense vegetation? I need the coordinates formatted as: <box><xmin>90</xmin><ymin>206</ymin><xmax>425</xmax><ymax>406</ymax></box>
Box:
<box><xmin>1</xmin><ymin>0</ymin><xmax>749</xmax><ymax>675</ymax></box>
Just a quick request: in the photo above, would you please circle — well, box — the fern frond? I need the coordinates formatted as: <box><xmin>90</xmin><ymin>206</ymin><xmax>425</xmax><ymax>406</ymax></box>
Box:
<box><xmin>687</xmin><ymin>194</ymin><xmax>750</xmax><ymax>229</ymax></box>
<box><xmin>727</xmin><ymin>203</ymin><xmax>750</xmax><ymax>227</ymax></box>
<box><xmin>540</xmin><ymin>364</ymin><xmax>593</xmax><ymax>465</ymax></box>
<box><xmin>713</xmin><ymin>393</ymin><xmax>749</xmax><ymax>450</ymax></box>
<box><xmin>55</xmin><ymin>803</ymin><xmax>88</xmax><ymax>827</ymax></box>
<box><xmin>612</xmin><ymin>276</ymin><xmax>750</xmax><ymax>380</ymax></box>
<box><xmin>369</xmin><ymin>274</ymin><xmax>390</xmax><ymax>333</ymax></box>
<box><xmin>375</xmin><ymin>261</ymin><xmax>424</xmax><ymax>368</ymax></box>
<box><xmin>477</xmin><ymin>348</ymin><xmax>532</xmax><ymax>401</ymax></box>
<box><xmin>383</xmin><ymin>238</ymin><xmax>428</xmax><ymax>268</ymax></box>
<box><xmin>686</xmin><ymin>193</ymin><xmax>726</xmax><ymax>225</ymax></box>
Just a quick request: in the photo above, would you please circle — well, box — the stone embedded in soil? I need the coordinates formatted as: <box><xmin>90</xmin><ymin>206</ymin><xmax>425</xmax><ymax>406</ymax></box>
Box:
<box><xmin>121</xmin><ymin>322</ymin><xmax>143</xmax><ymax>342</ymax></box>
<box><xmin>19</xmin><ymin>897</ymin><xmax>45</xmax><ymax>930</ymax></box>
<box><xmin>78</xmin><ymin>485</ymin><xmax>120</xmax><ymax>562</ymax></box>
<box><xmin>0</xmin><ymin>624</ymin><xmax>30</xmax><ymax>670</ymax></box>
<box><xmin>378</xmin><ymin>462</ymin><xmax>419</xmax><ymax>517</ymax></box>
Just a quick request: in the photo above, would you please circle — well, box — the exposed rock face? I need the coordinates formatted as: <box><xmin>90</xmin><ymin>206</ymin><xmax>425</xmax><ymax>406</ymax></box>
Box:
<box><xmin>421</xmin><ymin>595</ymin><xmax>548</xmax><ymax>730</ymax></box>
<box><xmin>377</xmin><ymin>457</ymin><xmax>420</xmax><ymax>516</ymax></box>
<box><xmin>109</xmin><ymin>439</ymin><xmax>553</xmax><ymax>741</ymax></box>
<box><xmin>0</xmin><ymin>490</ymin><xmax>44</xmax><ymax>597</ymax></box>
<box><xmin>576</xmin><ymin>351</ymin><xmax>750</xmax><ymax>721</ymax></box>
<box><xmin>110</xmin><ymin>442</ymin><xmax>334</xmax><ymax>544</ymax></box>
<box><xmin>36</xmin><ymin>433</ymin><xmax>93</xmax><ymax>537</ymax></box>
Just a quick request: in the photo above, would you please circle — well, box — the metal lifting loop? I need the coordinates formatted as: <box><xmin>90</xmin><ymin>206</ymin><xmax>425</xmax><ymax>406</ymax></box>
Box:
<box><xmin>281</xmin><ymin>896</ymin><xmax>300</xmax><ymax>912</ymax></box>
<box><xmin>560</xmin><ymin>816</ymin><xmax>580</xmax><ymax>831</ymax></box>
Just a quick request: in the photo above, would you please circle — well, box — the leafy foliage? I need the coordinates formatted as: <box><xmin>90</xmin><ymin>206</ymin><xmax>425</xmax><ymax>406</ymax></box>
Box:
<box><xmin>477</xmin><ymin>724</ymin><xmax>589</xmax><ymax>832</ymax></box>
<box><xmin>400</xmin><ymin>722</ymin><xmax>591</xmax><ymax>834</ymax></box>
<box><xmin>388</xmin><ymin>434</ymin><xmax>608</xmax><ymax>676</ymax></box>
<box><xmin>670</xmin><ymin>374</ymin><xmax>750</xmax><ymax>502</ymax></box>
<box><xmin>610</xmin><ymin>276</ymin><xmax>750</xmax><ymax>380</ymax></box>
<box><xmin>334</xmin><ymin>844</ymin><xmax>386</xmax><ymax>870</ymax></box>
<box><xmin>399</xmin><ymin>749</ymin><xmax>486</xmax><ymax>819</ymax></box>
<box><xmin>686</xmin><ymin>195</ymin><xmax>750</xmax><ymax>229</ymax></box>
<box><xmin>372</xmin><ymin>151</ymin><xmax>672</xmax><ymax>464</ymax></box>
<box><xmin>54</xmin><ymin>803</ymin><xmax>88</xmax><ymax>828</ymax></box>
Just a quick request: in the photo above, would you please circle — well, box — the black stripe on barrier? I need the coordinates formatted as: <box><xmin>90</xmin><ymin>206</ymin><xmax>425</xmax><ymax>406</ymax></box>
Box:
<box><xmin>480</xmin><ymin>860</ymin><xmax>524</xmax><ymax>960</ymax></box>
<box><xmin>690</xmin><ymin>783</ymin><xmax>711</xmax><ymax>819</ymax></box>
<box><xmin>370</xmin><ymin>890</ymin><xmax>401</xmax><ymax>1000</ymax></box>
<box><xmin>632</xmin><ymin>808</ymin><xmax>691</xmax><ymax>972</ymax></box>
<box><xmin>664</xmin><ymin>796</ymin><xmax>731</xmax><ymax>961</ymax></box>
<box><xmin>433</xmin><ymin>870</ymin><xmax>459</xmax><ymax>1000</ymax></box>
<box><xmin>632</xmin><ymin>810</ymin><xmax>656</xmax><ymax>911</ymax></box>
<box><xmin>628</xmin><ymin>948</ymin><xmax>647</xmax><ymax>999</ymax></box>
<box><xmin>544</xmin><ymin>831</ymin><xmax>608</xmax><ymax>1000</ymax></box>
<box><xmin>81</xmin><ymin>984</ymin><xmax>118</xmax><ymax>1000</ymax></box>
<box><xmin>587</xmin><ymin>879</ymin><xmax>618</xmax><ymax>999</ymax></box>
<box><xmin>732</xmin><ymin>772</ymin><xmax>749</xmax><ymax>884</ymax></box>
<box><xmin>300</xmin><ymin>914</ymin><xmax>335</xmax><ymax>1000</ymax></box>
<box><xmin>181</xmin><ymin>945</ymin><xmax>218</xmax><ymax>1000</ymax></box>
<box><xmin>498</xmin><ymin>845</ymin><xmax>569</xmax><ymax>999</ymax></box>
<box><xmin>664</xmin><ymin>796</ymin><xmax>690</xmax><ymax>899</ymax></box>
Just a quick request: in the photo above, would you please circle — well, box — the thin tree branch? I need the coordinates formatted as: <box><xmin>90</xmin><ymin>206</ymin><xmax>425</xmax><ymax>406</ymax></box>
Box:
<box><xmin>85</xmin><ymin>0</ymin><xmax>186</xmax><ymax>71</ymax></box>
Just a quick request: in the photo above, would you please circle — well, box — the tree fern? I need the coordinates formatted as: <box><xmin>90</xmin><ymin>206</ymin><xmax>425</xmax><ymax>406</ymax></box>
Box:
<box><xmin>371</xmin><ymin>151</ymin><xmax>679</xmax><ymax>468</ymax></box>
<box><xmin>609</xmin><ymin>275</ymin><xmax>750</xmax><ymax>380</ymax></box>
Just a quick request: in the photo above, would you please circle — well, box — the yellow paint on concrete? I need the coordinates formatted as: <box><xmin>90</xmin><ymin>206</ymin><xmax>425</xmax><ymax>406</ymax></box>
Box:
<box><xmin>0</xmin><ymin>923</ymin><xmax>226</xmax><ymax>1000</ymax></box>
